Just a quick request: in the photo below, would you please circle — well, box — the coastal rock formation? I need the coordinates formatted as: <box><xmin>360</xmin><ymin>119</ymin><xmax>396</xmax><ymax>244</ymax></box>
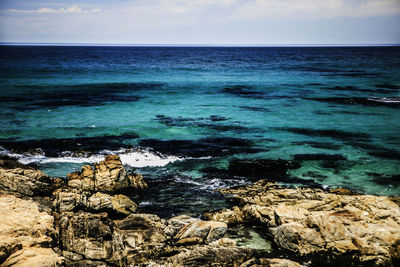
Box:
<box><xmin>0</xmin><ymin>156</ymin><xmax>55</xmax><ymax>196</ymax></box>
<box><xmin>53</xmin><ymin>189</ymin><xmax>137</xmax><ymax>216</ymax></box>
<box><xmin>67</xmin><ymin>155</ymin><xmax>147</xmax><ymax>193</ymax></box>
<box><xmin>174</xmin><ymin>220</ymin><xmax>228</xmax><ymax>245</ymax></box>
<box><xmin>0</xmin><ymin>195</ymin><xmax>63</xmax><ymax>266</ymax></box>
<box><xmin>205</xmin><ymin>180</ymin><xmax>400</xmax><ymax>266</ymax></box>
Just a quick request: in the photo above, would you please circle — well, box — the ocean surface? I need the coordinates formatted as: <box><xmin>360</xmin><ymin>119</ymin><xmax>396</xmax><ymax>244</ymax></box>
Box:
<box><xmin>1</xmin><ymin>46</ymin><xmax>399</xmax><ymax>217</ymax></box>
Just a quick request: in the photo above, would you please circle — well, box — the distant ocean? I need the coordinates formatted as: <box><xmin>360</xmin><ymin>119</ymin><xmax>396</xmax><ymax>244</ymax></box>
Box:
<box><xmin>1</xmin><ymin>46</ymin><xmax>399</xmax><ymax>217</ymax></box>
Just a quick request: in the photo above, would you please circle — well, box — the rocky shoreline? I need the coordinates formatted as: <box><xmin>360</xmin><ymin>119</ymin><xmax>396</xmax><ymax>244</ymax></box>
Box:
<box><xmin>0</xmin><ymin>154</ymin><xmax>399</xmax><ymax>266</ymax></box>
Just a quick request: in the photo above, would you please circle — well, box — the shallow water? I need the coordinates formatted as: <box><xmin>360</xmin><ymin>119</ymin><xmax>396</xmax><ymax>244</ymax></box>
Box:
<box><xmin>1</xmin><ymin>46</ymin><xmax>399</xmax><ymax>217</ymax></box>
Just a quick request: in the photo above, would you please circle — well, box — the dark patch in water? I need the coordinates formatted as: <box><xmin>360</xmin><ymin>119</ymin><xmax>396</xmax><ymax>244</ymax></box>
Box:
<box><xmin>222</xmin><ymin>86</ymin><xmax>263</xmax><ymax>98</ymax></box>
<box><xmin>293</xmin><ymin>154</ymin><xmax>346</xmax><ymax>161</ymax></box>
<box><xmin>292</xmin><ymin>141</ymin><xmax>341</xmax><ymax>150</ymax></box>
<box><xmin>1</xmin><ymin>82</ymin><xmax>163</xmax><ymax>110</ymax></box>
<box><xmin>154</xmin><ymin>115</ymin><xmax>249</xmax><ymax>132</ymax></box>
<box><xmin>135</xmin><ymin>174</ymin><xmax>229</xmax><ymax>218</ymax></box>
<box><xmin>0</xmin><ymin>132</ymin><xmax>139</xmax><ymax>157</ymax></box>
<box><xmin>305</xmin><ymin>97</ymin><xmax>400</xmax><ymax>108</ymax></box>
<box><xmin>138</xmin><ymin>137</ymin><xmax>260</xmax><ymax>157</ymax></box>
<box><xmin>302</xmin><ymin>171</ymin><xmax>329</xmax><ymax>180</ymax></box>
<box><xmin>345</xmin><ymin>142</ymin><xmax>400</xmax><ymax>160</ymax></box>
<box><xmin>335</xmin><ymin>111</ymin><xmax>381</xmax><ymax>116</ymax></box>
<box><xmin>238</xmin><ymin>106</ymin><xmax>271</xmax><ymax>112</ymax></box>
<box><xmin>375</xmin><ymin>83</ymin><xmax>400</xmax><ymax>90</ymax></box>
<box><xmin>278</xmin><ymin>127</ymin><xmax>370</xmax><ymax>141</ymax></box>
<box><xmin>228</xmin><ymin>159</ymin><xmax>301</xmax><ymax>181</ymax></box>
<box><xmin>209</xmin><ymin>115</ymin><xmax>227</xmax><ymax>121</ymax></box>
<box><xmin>367</xmin><ymin>172</ymin><xmax>400</xmax><ymax>186</ymax></box>
<box><xmin>322</xmin><ymin>85</ymin><xmax>387</xmax><ymax>93</ymax></box>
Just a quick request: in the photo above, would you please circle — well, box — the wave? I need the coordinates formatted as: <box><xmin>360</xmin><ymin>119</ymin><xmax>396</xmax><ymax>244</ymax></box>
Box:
<box><xmin>0</xmin><ymin>146</ymin><xmax>183</xmax><ymax>168</ymax></box>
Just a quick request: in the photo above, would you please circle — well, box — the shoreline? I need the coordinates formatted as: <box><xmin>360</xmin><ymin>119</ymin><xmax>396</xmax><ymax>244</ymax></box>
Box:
<box><xmin>0</xmin><ymin>154</ymin><xmax>399</xmax><ymax>266</ymax></box>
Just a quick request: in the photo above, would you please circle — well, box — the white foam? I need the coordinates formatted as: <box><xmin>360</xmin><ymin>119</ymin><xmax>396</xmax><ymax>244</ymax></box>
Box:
<box><xmin>120</xmin><ymin>151</ymin><xmax>183</xmax><ymax>168</ymax></box>
<box><xmin>2</xmin><ymin>147</ymin><xmax>182</xmax><ymax>168</ymax></box>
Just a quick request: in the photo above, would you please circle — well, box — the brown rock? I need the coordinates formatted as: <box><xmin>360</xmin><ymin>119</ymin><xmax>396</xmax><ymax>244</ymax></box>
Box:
<box><xmin>174</xmin><ymin>220</ymin><xmax>227</xmax><ymax>245</ymax></box>
<box><xmin>0</xmin><ymin>195</ymin><xmax>61</xmax><ymax>265</ymax></box>
<box><xmin>206</xmin><ymin>180</ymin><xmax>400</xmax><ymax>266</ymax></box>
<box><xmin>67</xmin><ymin>155</ymin><xmax>147</xmax><ymax>193</ymax></box>
<box><xmin>1</xmin><ymin>247</ymin><xmax>63</xmax><ymax>267</ymax></box>
<box><xmin>59</xmin><ymin>211</ymin><xmax>114</xmax><ymax>261</ymax></box>
<box><xmin>0</xmin><ymin>167</ymin><xmax>55</xmax><ymax>196</ymax></box>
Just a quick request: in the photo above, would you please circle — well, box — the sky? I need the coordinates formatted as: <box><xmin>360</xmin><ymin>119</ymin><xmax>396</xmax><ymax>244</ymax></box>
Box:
<box><xmin>0</xmin><ymin>0</ymin><xmax>399</xmax><ymax>45</ymax></box>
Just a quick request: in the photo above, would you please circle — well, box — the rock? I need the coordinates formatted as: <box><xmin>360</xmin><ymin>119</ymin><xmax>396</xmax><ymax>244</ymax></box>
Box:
<box><xmin>1</xmin><ymin>247</ymin><xmax>63</xmax><ymax>267</ymax></box>
<box><xmin>174</xmin><ymin>220</ymin><xmax>227</xmax><ymax>245</ymax></box>
<box><xmin>67</xmin><ymin>155</ymin><xmax>147</xmax><ymax>193</ymax></box>
<box><xmin>168</xmin><ymin>239</ymin><xmax>255</xmax><ymax>266</ymax></box>
<box><xmin>259</xmin><ymin>258</ymin><xmax>302</xmax><ymax>267</ymax></box>
<box><xmin>166</xmin><ymin>215</ymin><xmax>201</xmax><ymax>236</ymax></box>
<box><xmin>54</xmin><ymin>189</ymin><xmax>137</xmax><ymax>217</ymax></box>
<box><xmin>0</xmin><ymin>195</ymin><xmax>60</xmax><ymax>265</ymax></box>
<box><xmin>59</xmin><ymin>211</ymin><xmax>114</xmax><ymax>261</ymax></box>
<box><xmin>0</xmin><ymin>167</ymin><xmax>55</xmax><ymax>196</ymax></box>
<box><xmin>112</xmin><ymin>213</ymin><xmax>168</xmax><ymax>265</ymax></box>
<box><xmin>206</xmin><ymin>181</ymin><xmax>400</xmax><ymax>266</ymax></box>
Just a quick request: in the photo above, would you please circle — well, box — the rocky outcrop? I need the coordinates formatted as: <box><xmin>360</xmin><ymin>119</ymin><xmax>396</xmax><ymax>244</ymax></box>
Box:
<box><xmin>0</xmin><ymin>195</ymin><xmax>63</xmax><ymax>266</ymax></box>
<box><xmin>67</xmin><ymin>155</ymin><xmax>147</xmax><ymax>193</ymax></box>
<box><xmin>53</xmin><ymin>189</ymin><xmax>137</xmax><ymax>216</ymax></box>
<box><xmin>174</xmin><ymin>220</ymin><xmax>227</xmax><ymax>245</ymax></box>
<box><xmin>0</xmin><ymin>157</ymin><xmax>56</xmax><ymax>196</ymax></box>
<box><xmin>59</xmin><ymin>211</ymin><xmax>114</xmax><ymax>262</ymax></box>
<box><xmin>205</xmin><ymin>180</ymin><xmax>400</xmax><ymax>266</ymax></box>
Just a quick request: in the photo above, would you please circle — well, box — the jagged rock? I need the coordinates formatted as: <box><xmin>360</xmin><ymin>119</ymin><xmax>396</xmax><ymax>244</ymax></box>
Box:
<box><xmin>206</xmin><ymin>181</ymin><xmax>400</xmax><ymax>266</ymax></box>
<box><xmin>0</xmin><ymin>195</ymin><xmax>61</xmax><ymax>265</ymax></box>
<box><xmin>0</xmin><ymin>167</ymin><xmax>55</xmax><ymax>196</ymax></box>
<box><xmin>174</xmin><ymin>220</ymin><xmax>228</xmax><ymax>245</ymax></box>
<box><xmin>1</xmin><ymin>247</ymin><xmax>64</xmax><ymax>267</ymax></box>
<box><xmin>168</xmin><ymin>238</ymin><xmax>255</xmax><ymax>266</ymax></box>
<box><xmin>67</xmin><ymin>155</ymin><xmax>147</xmax><ymax>193</ymax></box>
<box><xmin>166</xmin><ymin>215</ymin><xmax>201</xmax><ymax>236</ymax></box>
<box><xmin>112</xmin><ymin>213</ymin><xmax>168</xmax><ymax>265</ymax></box>
<box><xmin>240</xmin><ymin>258</ymin><xmax>302</xmax><ymax>267</ymax></box>
<box><xmin>59</xmin><ymin>211</ymin><xmax>114</xmax><ymax>261</ymax></box>
<box><xmin>53</xmin><ymin>189</ymin><xmax>137</xmax><ymax>216</ymax></box>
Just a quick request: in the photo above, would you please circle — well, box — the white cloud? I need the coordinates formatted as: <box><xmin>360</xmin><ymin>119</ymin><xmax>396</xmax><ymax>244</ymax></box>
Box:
<box><xmin>6</xmin><ymin>5</ymin><xmax>101</xmax><ymax>14</ymax></box>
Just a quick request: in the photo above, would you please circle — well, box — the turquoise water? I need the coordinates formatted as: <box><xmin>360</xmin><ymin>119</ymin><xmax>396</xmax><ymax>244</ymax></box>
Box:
<box><xmin>1</xmin><ymin>46</ymin><xmax>399</xmax><ymax>216</ymax></box>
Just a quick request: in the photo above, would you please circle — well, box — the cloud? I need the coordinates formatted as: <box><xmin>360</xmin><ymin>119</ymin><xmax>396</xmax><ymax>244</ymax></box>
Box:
<box><xmin>5</xmin><ymin>5</ymin><xmax>101</xmax><ymax>14</ymax></box>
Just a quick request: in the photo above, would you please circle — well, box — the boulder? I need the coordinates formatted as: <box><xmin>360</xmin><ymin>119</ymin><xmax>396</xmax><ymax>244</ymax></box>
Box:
<box><xmin>0</xmin><ymin>167</ymin><xmax>55</xmax><ymax>196</ymax></box>
<box><xmin>174</xmin><ymin>220</ymin><xmax>227</xmax><ymax>245</ymax></box>
<box><xmin>168</xmin><ymin>238</ymin><xmax>255</xmax><ymax>266</ymax></box>
<box><xmin>166</xmin><ymin>215</ymin><xmax>201</xmax><ymax>236</ymax></box>
<box><xmin>53</xmin><ymin>189</ymin><xmax>137</xmax><ymax>216</ymax></box>
<box><xmin>67</xmin><ymin>155</ymin><xmax>147</xmax><ymax>193</ymax></box>
<box><xmin>1</xmin><ymin>247</ymin><xmax>63</xmax><ymax>267</ymax></box>
<box><xmin>59</xmin><ymin>211</ymin><xmax>114</xmax><ymax>261</ymax></box>
<box><xmin>206</xmin><ymin>181</ymin><xmax>400</xmax><ymax>266</ymax></box>
<box><xmin>0</xmin><ymin>195</ymin><xmax>61</xmax><ymax>265</ymax></box>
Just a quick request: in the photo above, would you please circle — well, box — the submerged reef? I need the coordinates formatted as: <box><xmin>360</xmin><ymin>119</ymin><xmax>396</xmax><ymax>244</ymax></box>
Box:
<box><xmin>0</xmin><ymin>155</ymin><xmax>399</xmax><ymax>266</ymax></box>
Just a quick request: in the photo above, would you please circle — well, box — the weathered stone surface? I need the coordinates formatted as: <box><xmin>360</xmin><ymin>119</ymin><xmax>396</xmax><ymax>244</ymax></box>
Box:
<box><xmin>59</xmin><ymin>211</ymin><xmax>114</xmax><ymax>261</ymax></box>
<box><xmin>174</xmin><ymin>220</ymin><xmax>228</xmax><ymax>245</ymax></box>
<box><xmin>166</xmin><ymin>215</ymin><xmax>201</xmax><ymax>236</ymax></box>
<box><xmin>0</xmin><ymin>195</ymin><xmax>61</xmax><ymax>265</ymax></box>
<box><xmin>112</xmin><ymin>213</ymin><xmax>169</xmax><ymax>265</ymax></box>
<box><xmin>1</xmin><ymin>247</ymin><xmax>63</xmax><ymax>267</ymax></box>
<box><xmin>53</xmin><ymin>189</ymin><xmax>137</xmax><ymax>216</ymax></box>
<box><xmin>206</xmin><ymin>181</ymin><xmax>400</xmax><ymax>266</ymax></box>
<box><xmin>168</xmin><ymin>238</ymin><xmax>255</xmax><ymax>266</ymax></box>
<box><xmin>67</xmin><ymin>155</ymin><xmax>147</xmax><ymax>193</ymax></box>
<box><xmin>0</xmin><ymin>167</ymin><xmax>55</xmax><ymax>196</ymax></box>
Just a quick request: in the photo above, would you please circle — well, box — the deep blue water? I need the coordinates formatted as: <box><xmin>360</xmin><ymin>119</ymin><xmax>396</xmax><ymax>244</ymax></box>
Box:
<box><xmin>1</xmin><ymin>46</ymin><xmax>400</xmax><ymax>217</ymax></box>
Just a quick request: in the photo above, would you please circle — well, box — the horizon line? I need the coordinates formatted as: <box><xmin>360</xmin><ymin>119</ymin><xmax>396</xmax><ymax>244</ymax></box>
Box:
<box><xmin>1</xmin><ymin>42</ymin><xmax>399</xmax><ymax>47</ymax></box>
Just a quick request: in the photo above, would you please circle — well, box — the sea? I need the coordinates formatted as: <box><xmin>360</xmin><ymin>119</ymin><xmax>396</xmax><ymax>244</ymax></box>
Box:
<box><xmin>1</xmin><ymin>45</ymin><xmax>399</xmax><ymax>217</ymax></box>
